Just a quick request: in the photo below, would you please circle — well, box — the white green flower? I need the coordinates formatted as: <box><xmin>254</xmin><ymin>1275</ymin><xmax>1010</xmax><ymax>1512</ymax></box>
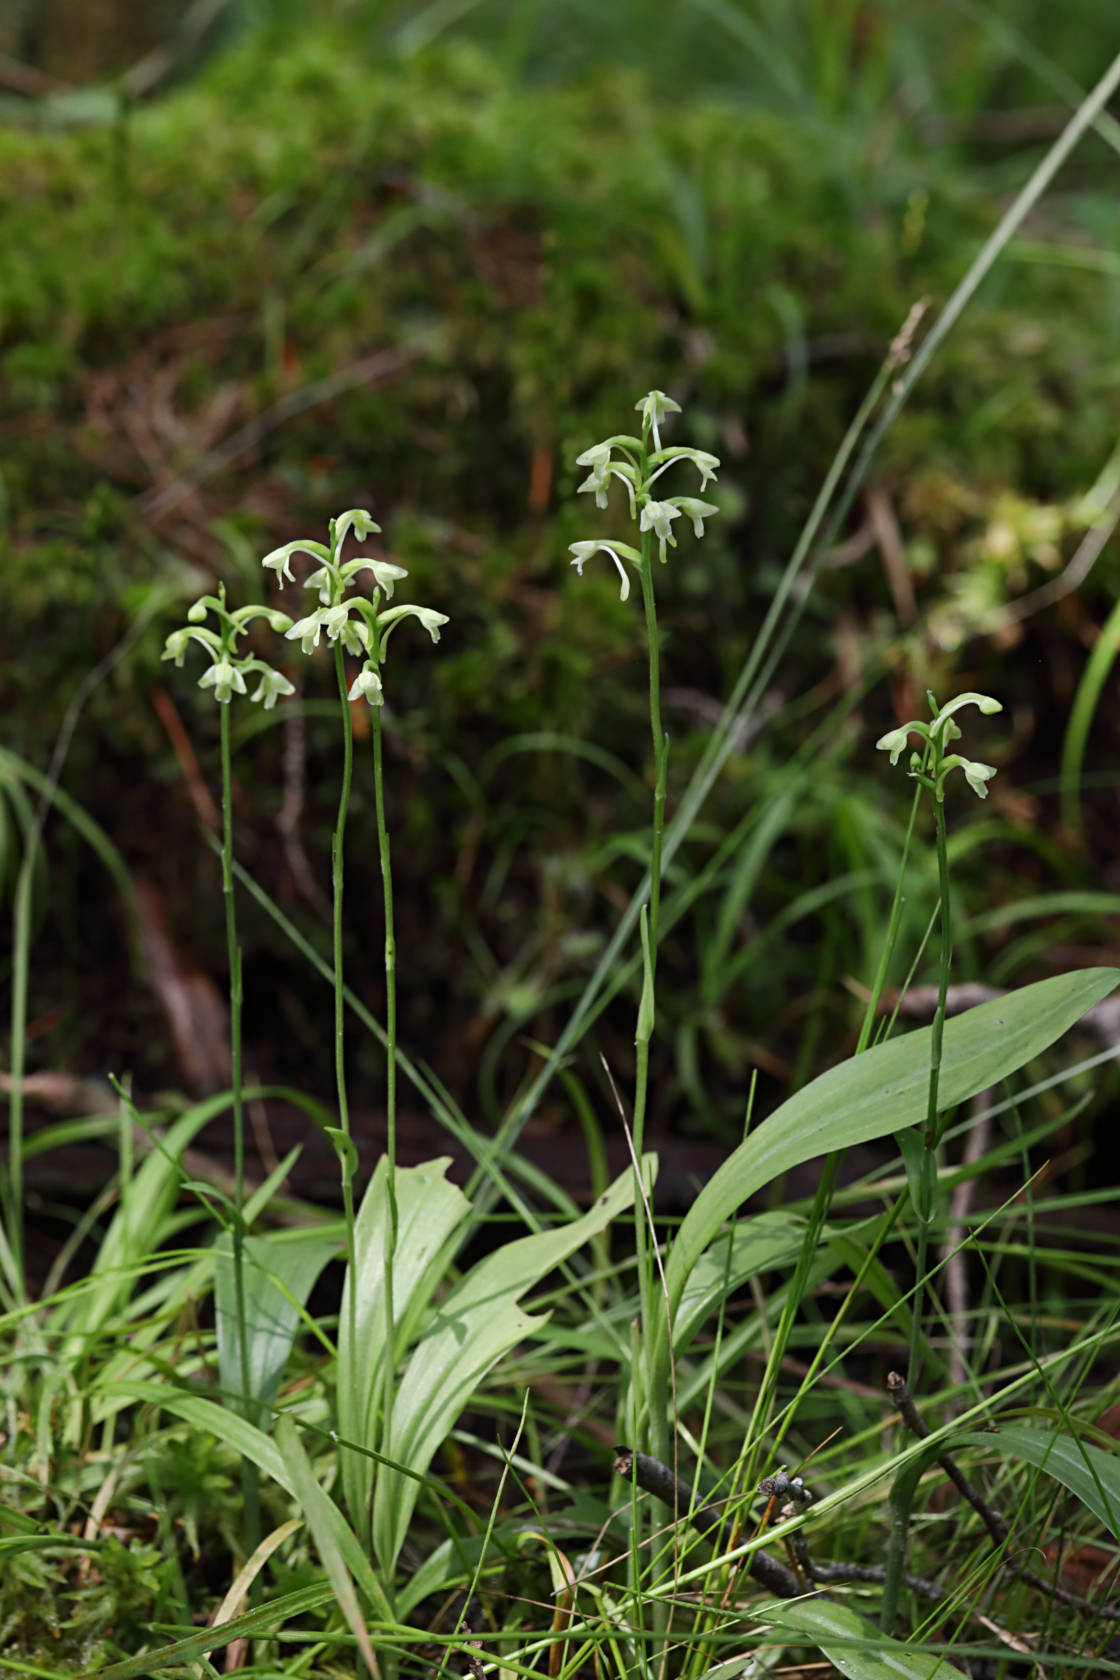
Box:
<box><xmin>673</xmin><ymin>497</ymin><xmax>720</xmax><ymax>538</ymax></box>
<box><xmin>941</xmin><ymin>755</ymin><xmax>998</xmax><ymax>800</ymax></box>
<box><xmin>875</xmin><ymin>726</ymin><xmax>913</xmax><ymax>765</ymax></box>
<box><xmin>577</xmin><ymin>444</ymin><xmax>614</xmax><ymax>509</ymax></box>
<box><xmin>333</xmin><ymin>508</ymin><xmax>381</xmax><ymax>552</ymax></box>
<box><xmin>648</xmin><ymin>446</ymin><xmax>721</xmax><ymax>492</ymax></box>
<box><xmin>341</xmin><ymin>558</ymin><xmax>409</xmax><ymax>599</ymax></box>
<box><xmin>634</xmin><ymin>390</ymin><xmax>681</xmax><ymax>452</ymax></box>
<box><xmin>347</xmin><ymin>665</ymin><xmax>384</xmax><ymax>706</ymax></box>
<box><xmin>568</xmin><ymin>539</ymin><xmax>641</xmax><ymax>601</ymax></box>
<box><xmin>250</xmin><ymin>667</ymin><xmax>296</xmax><ymax>709</ymax></box>
<box><xmin>931</xmin><ymin>692</ymin><xmax>1002</xmax><ymax>738</ymax></box>
<box><xmin>162</xmin><ymin>628</ymin><xmax>194</xmax><ymax>667</ymax></box>
<box><xmin>639</xmin><ymin>499</ymin><xmax>681</xmax><ymax>561</ymax></box>
<box><xmin>321</xmin><ymin>603</ymin><xmax>371</xmax><ymax>657</ymax></box>
<box><xmin>379</xmin><ymin>604</ymin><xmax>450</xmax><ymax>644</ymax></box>
<box><xmin>198</xmin><ymin>659</ymin><xmax>247</xmax><ymax>704</ymax></box>
<box><xmin>286</xmin><ymin>613</ymin><xmax>325</xmax><ymax>656</ymax></box>
<box><xmin>961</xmin><ymin>760</ymin><xmax>997</xmax><ymax>799</ymax></box>
<box><xmin>262</xmin><ymin>539</ymin><xmax>330</xmax><ymax>585</ymax></box>
<box><xmin>306</xmin><ymin>566</ymin><xmax>334</xmax><ymax>604</ymax></box>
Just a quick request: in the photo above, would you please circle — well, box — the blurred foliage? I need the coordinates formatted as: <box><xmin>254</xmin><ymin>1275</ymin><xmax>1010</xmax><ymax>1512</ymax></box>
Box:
<box><xmin>1</xmin><ymin>2</ymin><xmax>1119</xmax><ymax>1139</ymax></box>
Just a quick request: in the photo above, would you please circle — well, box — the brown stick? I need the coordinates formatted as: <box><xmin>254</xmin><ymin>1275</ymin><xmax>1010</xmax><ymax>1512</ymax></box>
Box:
<box><xmin>614</xmin><ymin>1447</ymin><xmax>802</xmax><ymax>1598</ymax></box>
<box><xmin>888</xmin><ymin>1373</ymin><xmax>1118</xmax><ymax>1621</ymax></box>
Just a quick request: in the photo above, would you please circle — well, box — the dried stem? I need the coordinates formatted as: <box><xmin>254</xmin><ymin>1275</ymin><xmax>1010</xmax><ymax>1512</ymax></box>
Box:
<box><xmin>888</xmin><ymin>1372</ymin><xmax>1118</xmax><ymax>1622</ymax></box>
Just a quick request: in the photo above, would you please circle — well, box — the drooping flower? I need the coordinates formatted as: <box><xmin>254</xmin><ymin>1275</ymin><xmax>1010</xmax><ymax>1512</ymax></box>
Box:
<box><xmin>198</xmin><ymin>659</ymin><xmax>248</xmax><ymax>704</ymax></box>
<box><xmin>962</xmin><ymin>760</ymin><xmax>997</xmax><ymax>799</ymax></box>
<box><xmin>250</xmin><ymin>667</ymin><xmax>296</xmax><ymax>710</ymax></box>
<box><xmin>568</xmin><ymin>539</ymin><xmax>641</xmax><ymax>601</ymax></box>
<box><xmin>875</xmin><ymin>726</ymin><xmax>914</xmax><ymax>766</ymax></box>
<box><xmin>639</xmin><ymin>500</ymin><xmax>682</xmax><ymax>562</ymax></box>
<box><xmin>341</xmin><ymin>558</ymin><xmax>409</xmax><ymax>600</ymax></box>
<box><xmin>673</xmin><ymin>497</ymin><xmax>720</xmax><ymax>538</ymax></box>
<box><xmin>321</xmin><ymin>603</ymin><xmax>371</xmax><ymax>657</ymax></box>
<box><xmin>262</xmin><ymin>540</ymin><xmax>330</xmax><ymax>585</ymax></box>
<box><xmin>576</xmin><ymin>443</ymin><xmax>614</xmax><ymax>509</ymax></box>
<box><xmin>162</xmin><ymin>628</ymin><xmax>193</xmax><ymax>667</ymax></box>
<box><xmin>333</xmin><ymin>508</ymin><xmax>381</xmax><ymax>552</ymax></box>
<box><xmin>379</xmin><ymin>604</ymin><xmax>450</xmax><ymax>644</ymax></box>
<box><xmin>347</xmin><ymin>665</ymin><xmax>384</xmax><ymax>706</ymax></box>
<box><xmin>286</xmin><ymin>613</ymin><xmax>325</xmax><ymax>656</ymax></box>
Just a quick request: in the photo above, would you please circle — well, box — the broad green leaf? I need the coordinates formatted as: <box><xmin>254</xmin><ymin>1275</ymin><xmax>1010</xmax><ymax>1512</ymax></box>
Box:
<box><xmin>674</xmin><ymin>1213</ymin><xmax>814</xmax><ymax>1353</ymax></box>
<box><xmin>752</xmin><ymin>1597</ymin><xmax>967</xmax><ymax>1678</ymax></box>
<box><xmin>665</xmin><ymin>969</ymin><xmax>1119</xmax><ymax>1319</ymax></box>
<box><xmin>338</xmin><ymin>1157</ymin><xmax>470</xmax><ymax>1532</ymax></box>
<box><xmin>958</xmin><ymin>1425</ymin><xmax>1120</xmax><ymax>1535</ymax></box>
<box><xmin>372</xmin><ymin>1160</ymin><xmax>647</xmax><ymax>1573</ymax></box>
<box><xmin>275</xmin><ymin>1413</ymin><xmax>388</xmax><ymax>1666</ymax></box>
<box><xmin>215</xmin><ymin>1228</ymin><xmax>337</xmax><ymax>1419</ymax></box>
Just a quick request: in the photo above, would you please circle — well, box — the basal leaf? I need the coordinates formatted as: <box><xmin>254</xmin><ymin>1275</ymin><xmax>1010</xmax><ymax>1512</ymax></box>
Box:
<box><xmin>275</xmin><ymin>1413</ymin><xmax>389</xmax><ymax>1664</ymax></box>
<box><xmin>958</xmin><ymin>1425</ymin><xmax>1120</xmax><ymax>1536</ymax></box>
<box><xmin>337</xmin><ymin>1156</ymin><xmax>470</xmax><ymax>1532</ymax></box>
<box><xmin>665</xmin><ymin>969</ymin><xmax>1119</xmax><ymax>1320</ymax></box>
<box><xmin>372</xmin><ymin>1160</ymin><xmax>646</xmax><ymax>1574</ymax></box>
<box><xmin>215</xmin><ymin>1228</ymin><xmax>337</xmax><ymax>1420</ymax></box>
<box><xmin>753</xmin><ymin>1597</ymin><xmax>967</xmax><ymax>1678</ymax></box>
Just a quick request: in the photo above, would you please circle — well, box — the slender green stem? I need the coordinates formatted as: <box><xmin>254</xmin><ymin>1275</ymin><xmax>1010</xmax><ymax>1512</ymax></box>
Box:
<box><xmin>640</xmin><ymin>546</ymin><xmax>668</xmax><ymax>971</ymax></box>
<box><xmin>907</xmin><ymin>777</ymin><xmax>953</xmax><ymax>1389</ymax></box>
<box><xmin>218</xmin><ymin>695</ymin><xmax>260</xmax><ymax>1563</ymax></box>
<box><xmin>370</xmin><ymin>695</ymin><xmax>399</xmax><ymax>1505</ymax></box>
<box><xmin>7</xmin><ymin>842</ymin><xmax>31</xmax><ymax>1294</ymax></box>
<box><xmin>634</xmin><ymin>525</ymin><xmax>669</xmax><ymax>1468</ymax></box>
<box><xmin>331</xmin><ymin>640</ymin><xmax>360</xmax><ymax>1403</ymax></box>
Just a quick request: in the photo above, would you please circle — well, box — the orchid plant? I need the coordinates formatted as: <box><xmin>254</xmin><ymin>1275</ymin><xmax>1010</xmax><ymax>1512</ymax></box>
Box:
<box><xmin>162</xmin><ymin>584</ymin><xmax>298</xmax><ymax>1564</ymax></box>
<box><xmin>262</xmin><ymin>509</ymin><xmax>447</xmax><ymax>1537</ymax></box>
<box><xmin>568</xmin><ymin>391</ymin><xmax>719</xmax><ymax>1472</ymax></box>
<box><xmin>877</xmin><ymin>689</ymin><xmax>1002</xmax><ymax>1388</ymax></box>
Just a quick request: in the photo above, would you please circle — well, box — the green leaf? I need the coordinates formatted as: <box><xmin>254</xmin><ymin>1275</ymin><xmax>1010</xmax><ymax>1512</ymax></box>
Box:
<box><xmin>337</xmin><ymin>1157</ymin><xmax>471</xmax><ymax>1535</ymax></box>
<box><xmin>87</xmin><ymin>1582</ymin><xmax>335</xmax><ymax>1679</ymax></box>
<box><xmin>274</xmin><ymin>1413</ymin><xmax>389</xmax><ymax>1667</ymax></box>
<box><xmin>215</xmin><ymin>1229</ymin><xmax>337</xmax><ymax>1419</ymax></box>
<box><xmin>372</xmin><ymin>1161</ymin><xmax>646</xmax><ymax>1574</ymax></box>
<box><xmin>664</xmin><ymin>969</ymin><xmax>1119</xmax><ymax>1321</ymax></box>
<box><xmin>752</xmin><ymin>1597</ymin><xmax>967</xmax><ymax>1678</ymax></box>
<box><xmin>674</xmin><ymin>1212</ymin><xmax>812</xmax><ymax>1353</ymax></box>
<box><xmin>46</xmin><ymin>1097</ymin><xmax>230</xmax><ymax>1340</ymax></box>
<box><xmin>110</xmin><ymin>1381</ymin><xmax>394</xmax><ymax>1625</ymax></box>
<box><xmin>958</xmin><ymin>1425</ymin><xmax>1120</xmax><ymax>1535</ymax></box>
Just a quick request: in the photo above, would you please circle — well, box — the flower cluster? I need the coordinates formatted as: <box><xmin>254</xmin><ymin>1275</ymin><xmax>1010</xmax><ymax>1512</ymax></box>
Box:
<box><xmin>568</xmin><ymin>390</ymin><xmax>720</xmax><ymax>600</ymax></box>
<box><xmin>162</xmin><ymin>589</ymin><xmax>295</xmax><ymax>707</ymax></box>
<box><xmin>164</xmin><ymin>509</ymin><xmax>448</xmax><ymax>710</ymax></box>
<box><xmin>261</xmin><ymin>507</ymin><xmax>448</xmax><ymax>704</ymax></box>
<box><xmin>876</xmin><ymin>692</ymin><xmax>1001</xmax><ymax>801</ymax></box>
